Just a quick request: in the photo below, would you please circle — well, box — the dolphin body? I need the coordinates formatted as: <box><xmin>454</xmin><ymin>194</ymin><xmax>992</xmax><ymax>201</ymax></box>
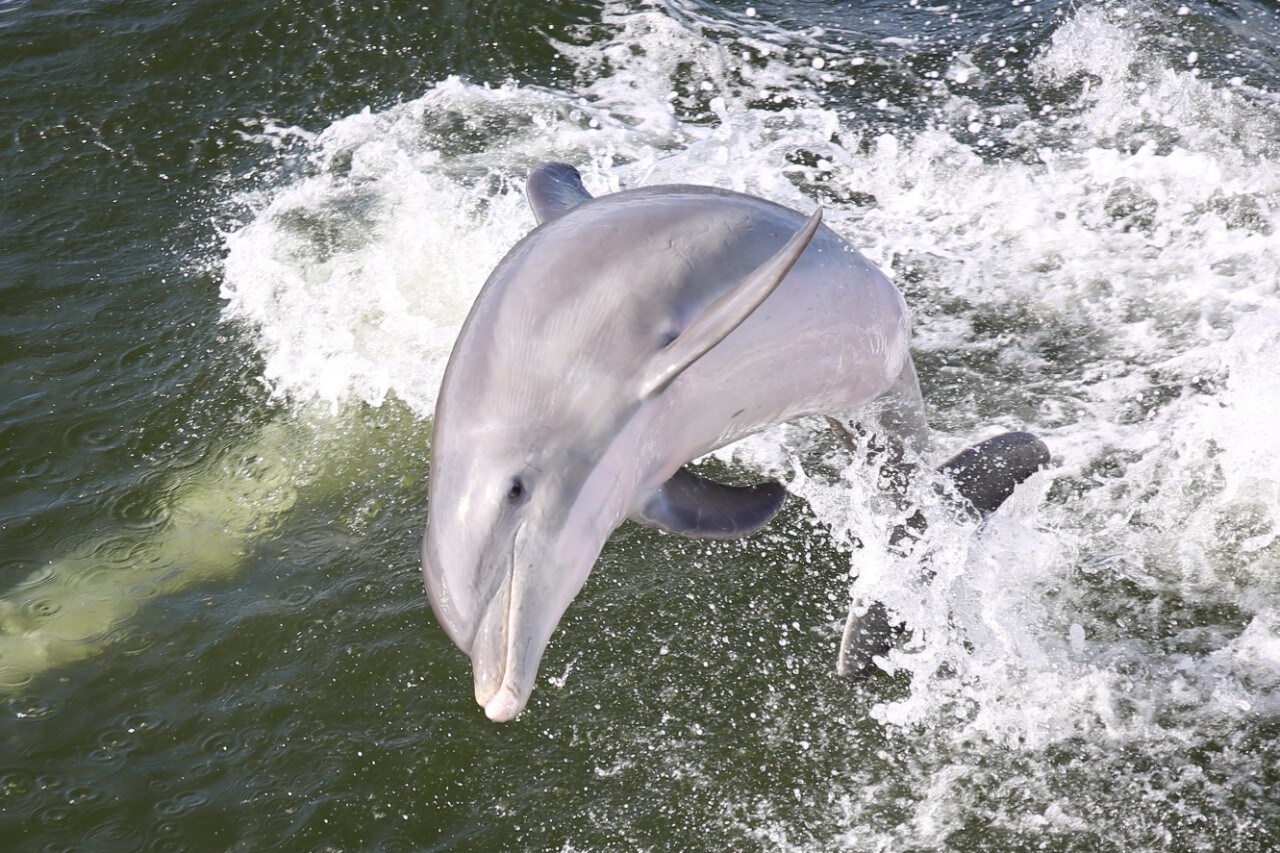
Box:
<box><xmin>423</xmin><ymin>163</ymin><xmax>1046</xmax><ymax>722</ymax></box>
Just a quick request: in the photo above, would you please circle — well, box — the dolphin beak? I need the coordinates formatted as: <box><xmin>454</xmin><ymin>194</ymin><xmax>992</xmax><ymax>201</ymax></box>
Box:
<box><xmin>424</xmin><ymin>532</ymin><xmax>534</xmax><ymax>721</ymax></box>
<box><xmin>457</xmin><ymin>522</ymin><xmax>590</xmax><ymax>722</ymax></box>
<box><xmin>469</xmin><ymin>563</ymin><xmax>523</xmax><ymax>721</ymax></box>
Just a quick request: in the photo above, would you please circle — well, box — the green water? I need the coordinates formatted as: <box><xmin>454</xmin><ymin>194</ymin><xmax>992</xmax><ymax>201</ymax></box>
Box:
<box><xmin>5</xmin><ymin>0</ymin><xmax>1280</xmax><ymax>849</ymax></box>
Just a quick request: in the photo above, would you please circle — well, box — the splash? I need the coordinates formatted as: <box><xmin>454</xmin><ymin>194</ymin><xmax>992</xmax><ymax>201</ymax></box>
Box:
<box><xmin>220</xmin><ymin>0</ymin><xmax>1280</xmax><ymax>716</ymax></box>
<box><xmin>862</xmin><ymin>3</ymin><xmax>1280</xmax><ymax>739</ymax></box>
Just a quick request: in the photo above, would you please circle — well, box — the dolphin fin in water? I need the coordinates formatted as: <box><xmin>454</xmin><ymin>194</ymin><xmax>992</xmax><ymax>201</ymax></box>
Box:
<box><xmin>633</xmin><ymin>467</ymin><xmax>788</xmax><ymax>539</ymax></box>
<box><xmin>527</xmin><ymin>162</ymin><xmax>595</xmax><ymax>224</ymax></box>
<box><xmin>938</xmin><ymin>431</ymin><xmax>1051</xmax><ymax>518</ymax></box>
<box><xmin>837</xmin><ymin>430</ymin><xmax>1051</xmax><ymax>675</ymax></box>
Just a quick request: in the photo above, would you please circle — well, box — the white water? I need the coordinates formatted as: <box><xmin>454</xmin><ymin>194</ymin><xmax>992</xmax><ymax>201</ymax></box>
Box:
<box><xmin>221</xmin><ymin>0</ymin><xmax>1280</xmax><ymax>845</ymax></box>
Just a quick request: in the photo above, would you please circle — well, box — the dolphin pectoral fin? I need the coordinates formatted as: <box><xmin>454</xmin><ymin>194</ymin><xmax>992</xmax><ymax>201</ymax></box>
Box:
<box><xmin>632</xmin><ymin>467</ymin><xmax>788</xmax><ymax>539</ymax></box>
<box><xmin>939</xmin><ymin>431</ymin><xmax>1051</xmax><ymax>518</ymax></box>
<box><xmin>527</xmin><ymin>163</ymin><xmax>595</xmax><ymax>225</ymax></box>
<box><xmin>642</xmin><ymin>207</ymin><xmax>824</xmax><ymax>397</ymax></box>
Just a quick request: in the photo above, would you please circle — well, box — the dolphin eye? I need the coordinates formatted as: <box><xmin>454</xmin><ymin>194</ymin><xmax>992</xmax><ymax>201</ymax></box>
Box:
<box><xmin>507</xmin><ymin>478</ymin><xmax>525</xmax><ymax>502</ymax></box>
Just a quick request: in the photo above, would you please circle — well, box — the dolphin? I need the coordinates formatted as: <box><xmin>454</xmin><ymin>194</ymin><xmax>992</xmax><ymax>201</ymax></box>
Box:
<box><xmin>422</xmin><ymin>163</ymin><xmax>1046</xmax><ymax>721</ymax></box>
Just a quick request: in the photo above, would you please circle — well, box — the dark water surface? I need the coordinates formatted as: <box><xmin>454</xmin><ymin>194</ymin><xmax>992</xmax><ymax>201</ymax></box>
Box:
<box><xmin>4</xmin><ymin>0</ymin><xmax>1280</xmax><ymax>849</ymax></box>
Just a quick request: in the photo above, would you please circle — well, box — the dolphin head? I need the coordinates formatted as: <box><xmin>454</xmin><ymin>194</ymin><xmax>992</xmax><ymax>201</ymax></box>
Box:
<box><xmin>423</xmin><ymin>423</ymin><xmax>623</xmax><ymax>721</ymax></box>
<box><xmin>422</xmin><ymin>212</ymin><xmax>659</xmax><ymax>722</ymax></box>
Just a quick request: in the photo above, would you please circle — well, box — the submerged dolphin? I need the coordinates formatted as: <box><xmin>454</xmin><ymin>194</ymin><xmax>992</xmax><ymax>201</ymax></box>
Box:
<box><xmin>423</xmin><ymin>163</ymin><xmax>1046</xmax><ymax>721</ymax></box>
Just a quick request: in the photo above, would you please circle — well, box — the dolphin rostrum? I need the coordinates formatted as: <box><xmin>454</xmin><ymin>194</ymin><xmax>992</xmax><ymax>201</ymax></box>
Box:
<box><xmin>423</xmin><ymin>163</ymin><xmax>1047</xmax><ymax>721</ymax></box>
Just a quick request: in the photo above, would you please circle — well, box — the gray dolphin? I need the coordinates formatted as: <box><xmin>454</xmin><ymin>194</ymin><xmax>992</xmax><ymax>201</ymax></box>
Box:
<box><xmin>422</xmin><ymin>163</ymin><xmax>1045</xmax><ymax>721</ymax></box>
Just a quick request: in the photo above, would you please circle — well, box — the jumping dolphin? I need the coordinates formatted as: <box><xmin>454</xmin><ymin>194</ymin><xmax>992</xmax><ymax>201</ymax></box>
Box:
<box><xmin>422</xmin><ymin>163</ymin><xmax>1046</xmax><ymax>721</ymax></box>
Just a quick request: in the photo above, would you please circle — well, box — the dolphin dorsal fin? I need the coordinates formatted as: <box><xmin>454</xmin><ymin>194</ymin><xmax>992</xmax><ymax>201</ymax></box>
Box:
<box><xmin>641</xmin><ymin>207</ymin><xmax>823</xmax><ymax>398</ymax></box>
<box><xmin>632</xmin><ymin>467</ymin><xmax>788</xmax><ymax>539</ymax></box>
<box><xmin>527</xmin><ymin>163</ymin><xmax>595</xmax><ymax>225</ymax></box>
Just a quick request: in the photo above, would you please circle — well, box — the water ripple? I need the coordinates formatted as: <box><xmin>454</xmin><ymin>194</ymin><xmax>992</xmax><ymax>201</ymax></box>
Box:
<box><xmin>62</xmin><ymin>414</ymin><xmax>129</xmax><ymax>455</ymax></box>
<box><xmin>154</xmin><ymin>791</ymin><xmax>210</xmax><ymax>817</ymax></box>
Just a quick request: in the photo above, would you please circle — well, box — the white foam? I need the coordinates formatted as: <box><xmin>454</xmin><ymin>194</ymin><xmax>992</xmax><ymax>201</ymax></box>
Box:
<box><xmin>810</xmin><ymin>9</ymin><xmax>1280</xmax><ymax>753</ymax></box>
<box><xmin>221</xmin><ymin>84</ymin><xmax>534</xmax><ymax>413</ymax></box>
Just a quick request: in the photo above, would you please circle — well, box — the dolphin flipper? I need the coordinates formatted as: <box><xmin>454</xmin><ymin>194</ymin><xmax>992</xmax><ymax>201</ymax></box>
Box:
<box><xmin>838</xmin><ymin>430</ymin><xmax>1050</xmax><ymax>675</ymax></box>
<box><xmin>937</xmin><ymin>431</ymin><xmax>1050</xmax><ymax>517</ymax></box>
<box><xmin>527</xmin><ymin>163</ymin><xmax>595</xmax><ymax>225</ymax></box>
<box><xmin>633</xmin><ymin>467</ymin><xmax>788</xmax><ymax>539</ymax></box>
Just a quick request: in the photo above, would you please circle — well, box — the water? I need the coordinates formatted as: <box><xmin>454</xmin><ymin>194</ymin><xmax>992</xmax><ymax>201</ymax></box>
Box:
<box><xmin>3</xmin><ymin>0</ymin><xmax>1280</xmax><ymax>848</ymax></box>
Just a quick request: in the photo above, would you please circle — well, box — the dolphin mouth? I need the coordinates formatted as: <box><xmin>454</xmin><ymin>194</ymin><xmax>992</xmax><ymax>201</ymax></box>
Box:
<box><xmin>481</xmin><ymin>681</ymin><xmax>524</xmax><ymax>722</ymax></box>
<box><xmin>470</xmin><ymin>568</ymin><xmax>522</xmax><ymax>720</ymax></box>
<box><xmin>428</xmin><ymin>512</ymin><xmax>577</xmax><ymax>722</ymax></box>
<box><xmin>468</xmin><ymin>523</ymin><xmax>538</xmax><ymax>722</ymax></box>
